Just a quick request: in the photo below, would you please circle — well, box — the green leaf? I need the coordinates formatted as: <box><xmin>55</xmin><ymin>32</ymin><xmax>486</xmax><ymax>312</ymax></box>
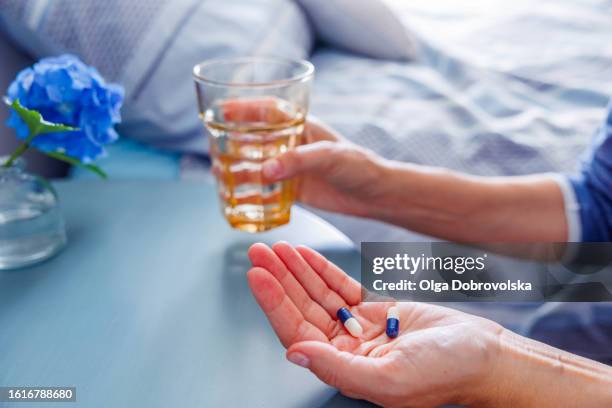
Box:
<box><xmin>6</xmin><ymin>98</ymin><xmax>79</xmax><ymax>136</ymax></box>
<box><xmin>45</xmin><ymin>151</ymin><xmax>108</xmax><ymax>179</ymax></box>
<box><xmin>3</xmin><ymin>98</ymin><xmax>105</xmax><ymax>178</ymax></box>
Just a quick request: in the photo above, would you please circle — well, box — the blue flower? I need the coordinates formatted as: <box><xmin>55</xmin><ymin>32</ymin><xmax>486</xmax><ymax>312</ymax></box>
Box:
<box><xmin>6</xmin><ymin>54</ymin><xmax>124</xmax><ymax>163</ymax></box>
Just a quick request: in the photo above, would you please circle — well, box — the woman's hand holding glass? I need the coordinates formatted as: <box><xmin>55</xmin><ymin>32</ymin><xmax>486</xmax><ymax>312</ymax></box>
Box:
<box><xmin>261</xmin><ymin>113</ymin><xmax>568</xmax><ymax>242</ymax></box>
<box><xmin>261</xmin><ymin>118</ymin><xmax>391</xmax><ymax>219</ymax></box>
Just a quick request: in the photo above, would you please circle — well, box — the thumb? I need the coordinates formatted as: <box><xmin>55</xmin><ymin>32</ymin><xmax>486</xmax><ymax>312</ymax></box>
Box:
<box><xmin>262</xmin><ymin>141</ymin><xmax>339</xmax><ymax>181</ymax></box>
<box><xmin>286</xmin><ymin>341</ymin><xmax>389</xmax><ymax>398</ymax></box>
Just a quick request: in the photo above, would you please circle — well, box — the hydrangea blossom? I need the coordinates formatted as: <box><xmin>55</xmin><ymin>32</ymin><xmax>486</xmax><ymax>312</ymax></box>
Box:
<box><xmin>6</xmin><ymin>54</ymin><xmax>124</xmax><ymax>163</ymax></box>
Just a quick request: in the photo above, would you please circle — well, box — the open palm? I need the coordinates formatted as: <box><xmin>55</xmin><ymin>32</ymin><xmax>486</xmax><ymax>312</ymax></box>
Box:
<box><xmin>247</xmin><ymin>242</ymin><xmax>503</xmax><ymax>407</ymax></box>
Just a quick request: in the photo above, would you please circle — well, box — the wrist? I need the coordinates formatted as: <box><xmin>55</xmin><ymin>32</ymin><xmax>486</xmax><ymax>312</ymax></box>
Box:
<box><xmin>446</xmin><ymin>323</ymin><xmax>507</xmax><ymax>407</ymax></box>
<box><xmin>474</xmin><ymin>328</ymin><xmax>612</xmax><ymax>407</ymax></box>
<box><xmin>350</xmin><ymin>153</ymin><xmax>406</xmax><ymax>219</ymax></box>
<box><xmin>467</xmin><ymin>328</ymin><xmax>534</xmax><ymax>407</ymax></box>
<box><xmin>361</xmin><ymin>158</ymin><xmax>419</xmax><ymax>220</ymax></box>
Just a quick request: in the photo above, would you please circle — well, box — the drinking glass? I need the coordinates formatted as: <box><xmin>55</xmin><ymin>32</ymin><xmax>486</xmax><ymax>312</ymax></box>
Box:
<box><xmin>193</xmin><ymin>57</ymin><xmax>314</xmax><ymax>232</ymax></box>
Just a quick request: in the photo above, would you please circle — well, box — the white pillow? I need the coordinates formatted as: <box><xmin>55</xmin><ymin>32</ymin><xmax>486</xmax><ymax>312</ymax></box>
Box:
<box><xmin>296</xmin><ymin>0</ymin><xmax>418</xmax><ymax>61</ymax></box>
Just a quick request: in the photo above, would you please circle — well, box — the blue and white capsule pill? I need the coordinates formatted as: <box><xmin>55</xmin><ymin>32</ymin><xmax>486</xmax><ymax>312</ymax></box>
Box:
<box><xmin>386</xmin><ymin>306</ymin><xmax>400</xmax><ymax>338</ymax></box>
<box><xmin>337</xmin><ymin>307</ymin><xmax>363</xmax><ymax>338</ymax></box>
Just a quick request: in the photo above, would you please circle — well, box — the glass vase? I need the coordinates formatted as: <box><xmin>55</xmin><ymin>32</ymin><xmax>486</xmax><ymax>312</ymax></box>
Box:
<box><xmin>0</xmin><ymin>158</ymin><xmax>66</xmax><ymax>269</ymax></box>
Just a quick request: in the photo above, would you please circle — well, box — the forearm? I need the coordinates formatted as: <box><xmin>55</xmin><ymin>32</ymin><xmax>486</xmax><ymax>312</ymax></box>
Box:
<box><xmin>369</xmin><ymin>160</ymin><xmax>568</xmax><ymax>242</ymax></box>
<box><xmin>475</xmin><ymin>329</ymin><xmax>612</xmax><ymax>407</ymax></box>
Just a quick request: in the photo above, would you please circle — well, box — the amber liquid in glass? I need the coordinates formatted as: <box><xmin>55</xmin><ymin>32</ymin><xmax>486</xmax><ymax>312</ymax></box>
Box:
<box><xmin>204</xmin><ymin>99</ymin><xmax>304</xmax><ymax>232</ymax></box>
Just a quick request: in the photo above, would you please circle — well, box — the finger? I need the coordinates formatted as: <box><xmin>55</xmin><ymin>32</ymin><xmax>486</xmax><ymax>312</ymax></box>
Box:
<box><xmin>247</xmin><ymin>267</ymin><xmax>328</xmax><ymax>348</ymax></box>
<box><xmin>262</xmin><ymin>140</ymin><xmax>339</xmax><ymax>181</ymax></box>
<box><xmin>286</xmin><ymin>341</ymin><xmax>392</xmax><ymax>401</ymax></box>
<box><xmin>248</xmin><ymin>244</ymin><xmax>338</xmax><ymax>337</ymax></box>
<box><xmin>295</xmin><ymin>246</ymin><xmax>362</xmax><ymax>306</ymax></box>
<box><xmin>303</xmin><ymin>118</ymin><xmax>344</xmax><ymax>143</ymax></box>
<box><xmin>272</xmin><ymin>242</ymin><xmax>346</xmax><ymax>318</ymax></box>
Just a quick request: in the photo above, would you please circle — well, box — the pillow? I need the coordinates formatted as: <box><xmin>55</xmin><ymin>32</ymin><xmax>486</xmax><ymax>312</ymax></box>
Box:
<box><xmin>0</xmin><ymin>0</ymin><xmax>313</xmax><ymax>154</ymax></box>
<box><xmin>295</xmin><ymin>0</ymin><xmax>418</xmax><ymax>61</ymax></box>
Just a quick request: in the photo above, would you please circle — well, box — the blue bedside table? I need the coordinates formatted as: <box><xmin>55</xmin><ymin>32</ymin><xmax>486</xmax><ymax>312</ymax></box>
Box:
<box><xmin>0</xmin><ymin>180</ymin><xmax>370</xmax><ymax>407</ymax></box>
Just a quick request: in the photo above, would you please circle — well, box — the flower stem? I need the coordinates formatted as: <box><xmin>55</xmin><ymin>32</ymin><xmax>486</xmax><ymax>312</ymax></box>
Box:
<box><xmin>3</xmin><ymin>133</ymin><xmax>37</xmax><ymax>168</ymax></box>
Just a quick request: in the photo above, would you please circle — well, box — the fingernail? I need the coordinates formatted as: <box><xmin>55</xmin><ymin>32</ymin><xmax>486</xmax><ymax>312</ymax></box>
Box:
<box><xmin>262</xmin><ymin>159</ymin><xmax>282</xmax><ymax>179</ymax></box>
<box><xmin>287</xmin><ymin>352</ymin><xmax>310</xmax><ymax>368</ymax></box>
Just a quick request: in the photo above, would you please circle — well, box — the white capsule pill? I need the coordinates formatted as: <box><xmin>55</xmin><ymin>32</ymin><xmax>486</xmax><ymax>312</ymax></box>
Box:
<box><xmin>344</xmin><ymin>317</ymin><xmax>363</xmax><ymax>337</ymax></box>
<box><xmin>387</xmin><ymin>306</ymin><xmax>400</xmax><ymax>320</ymax></box>
<box><xmin>337</xmin><ymin>307</ymin><xmax>363</xmax><ymax>338</ymax></box>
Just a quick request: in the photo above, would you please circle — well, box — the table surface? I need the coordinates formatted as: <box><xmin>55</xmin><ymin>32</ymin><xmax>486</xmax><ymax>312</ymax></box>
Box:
<box><xmin>0</xmin><ymin>180</ymin><xmax>371</xmax><ymax>408</ymax></box>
